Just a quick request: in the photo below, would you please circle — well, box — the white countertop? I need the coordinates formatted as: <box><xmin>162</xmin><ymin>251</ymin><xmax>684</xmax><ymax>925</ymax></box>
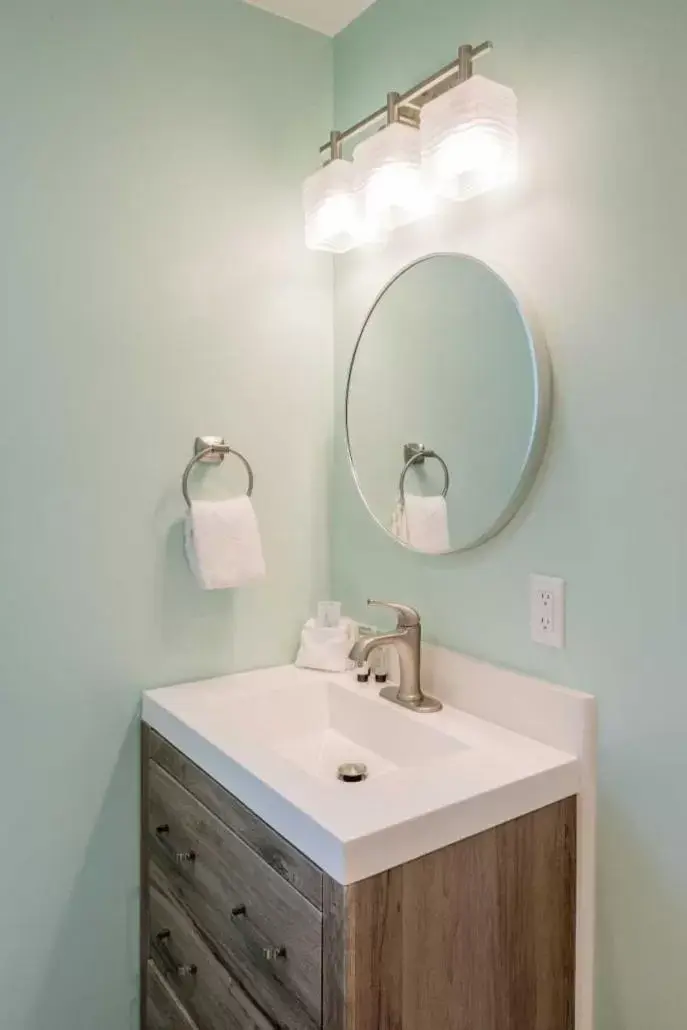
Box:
<box><xmin>142</xmin><ymin>658</ymin><xmax>585</xmax><ymax>884</ymax></box>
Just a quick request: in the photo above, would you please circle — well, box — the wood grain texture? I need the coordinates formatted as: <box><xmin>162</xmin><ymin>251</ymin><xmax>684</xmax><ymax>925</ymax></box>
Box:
<box><xmin>147</xmin><ymin>760</ymin><xmax>322</xmax><ymax>1030</ymax></box>
<box><xmin>146</xmin><ymin>961</ymin><xmax>199</xmax><ymax>1030</ymax></box>
<box><xmin>323</xmin><ymin>798</ymin><xmax>577</xmax><ymax>1030</ymax></box>
<box><xmin>149</xmin><ymin>885</ymin><xmax>278</xmax><ymax>1030</ymax></box>
<box><xmin>148</xmin><ymin>727</ymin><xmax>322</xmax><ymax>909</ymax></box>
<box><xmin>322</xmin><ymin>876</ymin><xmax>346</xmax><ymax>1030</ymax></box>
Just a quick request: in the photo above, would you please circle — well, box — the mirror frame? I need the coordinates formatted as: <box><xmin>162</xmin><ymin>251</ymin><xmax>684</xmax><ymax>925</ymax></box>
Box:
<box><xmin>344</xmin><ymin>253</ymin><xmax>553</xmax><ymax>555</ymax></box>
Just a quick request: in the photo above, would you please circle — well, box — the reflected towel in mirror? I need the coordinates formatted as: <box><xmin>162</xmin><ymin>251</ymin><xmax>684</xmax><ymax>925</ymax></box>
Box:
<box><xmin>392</xmin><ymin>494</ymin><xmax>450</xmax><ymax>554</ymax></box>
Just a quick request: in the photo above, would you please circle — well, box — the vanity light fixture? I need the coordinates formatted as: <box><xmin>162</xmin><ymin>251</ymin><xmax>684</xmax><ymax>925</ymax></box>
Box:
<box><xmin>421</xmin><ymin>46</ymin><xmax>518</xmax><ymax>201</ymax></box>
<box><xmin>303</xmin><ymin>41</ymin><xmax>517</xmax><ymax>252</ymax></box>
<box><xmin>353</xmin><ymin>92</ymin><xmax>432</xmax><ymax>234</ymax></box>
<box><xmin>303</xmin><ymin>133</ymin><xmax>372</xmax><ymax>253</ymax></box>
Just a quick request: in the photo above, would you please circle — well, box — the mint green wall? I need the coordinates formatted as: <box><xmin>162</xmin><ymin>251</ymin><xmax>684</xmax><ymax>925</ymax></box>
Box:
<box><xmin>333</xmin><ymin>2</ymin><xmax>687</xmax><ymax>1027</ymax></box>
<box><xmin>0</xmin><ymin>3</ymin><xmax>331</xmax><ymax>1028</ymax></box>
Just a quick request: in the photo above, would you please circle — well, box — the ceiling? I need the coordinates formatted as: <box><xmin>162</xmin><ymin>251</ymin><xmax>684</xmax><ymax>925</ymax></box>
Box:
<box><xmin>243</xmin><ymin>0</ymin><xmax>378</xmax><ymax>36</ymax></box>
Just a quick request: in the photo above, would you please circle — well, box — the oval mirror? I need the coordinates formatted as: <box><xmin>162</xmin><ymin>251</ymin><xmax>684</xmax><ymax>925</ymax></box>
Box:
<box><xmin>345</xmin><ymin>254</ymin><xmax>552</xmax><ymax>554</ymax></box>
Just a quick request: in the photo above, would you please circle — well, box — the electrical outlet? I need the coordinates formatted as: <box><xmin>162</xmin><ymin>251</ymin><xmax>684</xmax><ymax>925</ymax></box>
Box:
<box><xmin>530</xmin><ymin>574</ymin><xmax>565</xmax><ymax>648</ymax></box>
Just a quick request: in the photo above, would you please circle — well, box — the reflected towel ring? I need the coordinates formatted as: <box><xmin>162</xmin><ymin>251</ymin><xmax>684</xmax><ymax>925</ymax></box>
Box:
<box><xmin>399</xmin><ymin>448</ymin><xmax>450</xmax><ymax>503</ymax></box>
<box><xmin>182</xmin><ymin>437</ymin><xmax>254</xmax><ymax>508</ymax></box>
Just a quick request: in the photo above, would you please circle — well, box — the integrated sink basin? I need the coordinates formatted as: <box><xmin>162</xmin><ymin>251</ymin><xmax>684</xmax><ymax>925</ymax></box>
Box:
<box><xmin>223</xmin><ymin>679</ymin><xmax>466</xmax><ymax>782</ymax></box>
<box><xmin>143</xmin><ymin>658</ymin><xmax>589</xmax><ymax>884</ymax></box>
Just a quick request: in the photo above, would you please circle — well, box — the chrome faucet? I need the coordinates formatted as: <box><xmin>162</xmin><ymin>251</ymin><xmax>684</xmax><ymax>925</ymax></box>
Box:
<box><xmin>349</xmin><ymin>600</ymin><xmax>442</xmax><ymax>714</ymax></box>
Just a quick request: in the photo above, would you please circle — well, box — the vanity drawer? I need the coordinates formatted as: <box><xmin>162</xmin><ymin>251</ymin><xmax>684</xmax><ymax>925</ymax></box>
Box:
<box><xmin>148</xmin><ymin>728</ymin><xmax>322</xmax><ymax>909</ymax></box>
<box><xmin>147</xmin><ymin>760</ymin><xmax>322</xmax><ymax>1030</ymax></box>
<box><xmin>149</xmin><ymin>884</ymin><xmax>278</xmax><ymax>1030</ymax></box>
<box><xmin>146</xmin><ymin>960</ymin><xmax>199</xmax><ymax>1030</ymax></box>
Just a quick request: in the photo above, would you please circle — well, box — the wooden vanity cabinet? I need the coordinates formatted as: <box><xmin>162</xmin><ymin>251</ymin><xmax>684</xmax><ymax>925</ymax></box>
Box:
<box><xmin>141</xmin><ymin>724</ymin><xmax>576</xmax><ymax>1030</ymax></box>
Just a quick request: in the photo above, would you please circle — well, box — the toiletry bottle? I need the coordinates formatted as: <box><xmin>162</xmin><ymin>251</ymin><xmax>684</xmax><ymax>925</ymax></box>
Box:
<box><xmin>370</xmin><ymin>646</ymin><xmax>388</xmax><ymax>683</ymax></box>
<box><xmin>317</xmin><ymin>601</ymin><xmax>342</xmax><ymax>629</ymax></box>
<box><xmin>356</xmin><ymin>661</ymin><xmax>370</xmax><ymax>683</ymax></box>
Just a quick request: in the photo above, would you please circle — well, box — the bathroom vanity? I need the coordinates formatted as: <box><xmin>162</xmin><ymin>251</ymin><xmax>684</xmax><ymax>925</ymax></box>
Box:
<box><xmin>140</xmin><ymin>659</ymin><xmax>594</xmax><ymax>1030</ymax></box>
<box><xmin>140</xmin><ymin>188</ymin><xmax>594</xmax><ymax>1030</ymax></box>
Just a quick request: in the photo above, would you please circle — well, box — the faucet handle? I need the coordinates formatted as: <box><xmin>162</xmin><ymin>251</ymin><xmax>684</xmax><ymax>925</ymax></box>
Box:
<box><xmin>367</xmin><ymin>600</ymin><xmax>420</xmax><ymax>628</ymax></box>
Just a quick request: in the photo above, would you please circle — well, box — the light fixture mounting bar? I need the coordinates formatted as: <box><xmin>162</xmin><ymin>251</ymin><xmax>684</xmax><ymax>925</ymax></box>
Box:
<box><xmin>319</xmin><ymin>40</ymin><xmax>493</xmax><ymax>158</ymax></box>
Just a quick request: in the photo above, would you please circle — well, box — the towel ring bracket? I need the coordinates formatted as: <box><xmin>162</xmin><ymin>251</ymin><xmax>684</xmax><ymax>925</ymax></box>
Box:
<box><xmin>182</xmin><ymin>436</ymin><xmax>254</xmax><ymax>507</ymax></box>
<box><xmin>399</xmin><ymin>447</ymin><xmax>450</xmax><ymax>502</ymax></box>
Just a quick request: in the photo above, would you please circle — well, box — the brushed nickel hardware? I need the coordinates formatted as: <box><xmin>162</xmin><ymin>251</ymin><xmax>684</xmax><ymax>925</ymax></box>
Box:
<box><xmin>403</xmin><ymin>442</ymin><xmax>425</xmax><ymax>465</ymax></box>
<box><xmin>399</xmin><ymin>446</ymin><xmax>450</xmax><ymax>502</ymax></box>
<box><xmin>176</xmin><ymin>964</ymin><xmax>198</xmax><ymax>978</ymax></box>
<box><xmin>155</xmin><ymin>929</ymin><xmax>198</xmax><ymax>978</ymax></box>
<box><xmin>154</xmin><ymin>824</ymin><xmax>196</xmax><ymax>865</ymax></box>
<box><xmin>262</xmin><ymin>946</ymin><xmax>287</xmax><ymax>961</ymax></box>
<box><xmin>181</xmin><ymin>436</ymin><xmax>255</xmax><ymax>508</ymax></box>
<box><xmin>319</xmin><ymin>40</ymin><xmax>492</xmax><ymax>160</ymax></box>
<box><xmin>231</xmin><ymin>905</ymin><xmax>287</xmax><ymax>962</ymax></box>
<box><xmin>337</xmin><ymin>762</ymin><xmax>368</xmax><ymax>783</ymax></box>
<box><xmin>349</xmin><ymin>601</ymin><xmax>442</xmax><ymax>714</ymax></box>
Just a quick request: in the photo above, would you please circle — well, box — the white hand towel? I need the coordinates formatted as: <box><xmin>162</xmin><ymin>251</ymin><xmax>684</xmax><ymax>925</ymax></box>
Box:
<box><xmin>392</xmin><ymin>493</ymin><xmax>450</xmax><ymax>554</ymax></box>
<box><xmin>184</xmin><ymin>497</ymin><xmax>266</xmax><ymax>590</ymax></box>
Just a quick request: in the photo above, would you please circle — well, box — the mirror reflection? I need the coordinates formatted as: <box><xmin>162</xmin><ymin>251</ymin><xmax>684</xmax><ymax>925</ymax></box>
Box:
<box><xmin>345</xmin><ymin>254</ymin><xmax>551</xmax><ymax>554</ymax></box>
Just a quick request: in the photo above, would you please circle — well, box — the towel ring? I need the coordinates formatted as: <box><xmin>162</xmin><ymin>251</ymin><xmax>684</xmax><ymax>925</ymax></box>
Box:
<box><xmin>182</xmin><ymin>437</ymin><xmax>254</xmax><ymax>508</ymax></box>
<box><xmin>399</xmin><ymin>448</ymin><xmax>450</xmax><ymax>503</ymax></box>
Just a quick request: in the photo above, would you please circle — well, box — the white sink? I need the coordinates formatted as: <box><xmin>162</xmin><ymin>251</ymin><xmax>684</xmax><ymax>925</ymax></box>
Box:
<box><xmin>143</xmin><ymin>658</ymin><xmax>591</xmax><ymax>885</ymax></box>
<box><xmin>230</xmin><ymin>680</ymin><xmax>466</xmax><ymax>782</ymax></box>
<box><xmin>143</xmin><ymin>652</ymin><xmax>596</xmax><ymax>1030</ymax></box>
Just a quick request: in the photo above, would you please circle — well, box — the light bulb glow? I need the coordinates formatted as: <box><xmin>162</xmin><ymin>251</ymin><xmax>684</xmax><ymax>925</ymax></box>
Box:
<box><xmin>308</xmin><ymin>193</ymin><xmax>360</xmax><ymax>253</ymax></box>
<box><xmin>365</xmin><ymin>162</ymin><xmax>431</xmax><ymax>226</ymax></box>
<box><xmin>302</xmin><ymin>73</ymin><xmax>519</xmax><ymax>249</ymax></box>
<box><xmin>421</xmin><ymin>74</ymin><xmax>518</xmax><ymax>201</ymax></box>
<box><xmin>354</xmin><ymin>122</ymin><xmax>433</xmax><ymax>232</ymax></box>
<box><xmin>436</xmin><ymin>126</ymin><xmax>504</xmax><ymax>174</ymax></box>
<box><xmin>303</xmin><ymin>158</ymin><xmax>373</xmax><ymax>253</ymax></box>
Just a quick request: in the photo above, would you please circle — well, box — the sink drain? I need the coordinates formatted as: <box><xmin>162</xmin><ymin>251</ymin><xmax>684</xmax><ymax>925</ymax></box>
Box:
<box><xmin>337</xmin><ymin>762</ymin><xmax>368</xmax><ymax>783</ymax></box>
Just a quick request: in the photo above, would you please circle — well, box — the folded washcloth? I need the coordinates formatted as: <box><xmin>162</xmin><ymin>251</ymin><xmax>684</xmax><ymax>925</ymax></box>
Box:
<box><xmin>184</xmin><ymin>497</ymin><xmax>266</xmax><ymax>590</ymax></box>
<box><xmin>392</xmin><ymin>493</ymin><xmax>450</xmax><ymax>554</ymax></box>
<box><xmin>295</xmin><ymin>618</ymin><xmax>356</xmax><ymax>673</ymax></box>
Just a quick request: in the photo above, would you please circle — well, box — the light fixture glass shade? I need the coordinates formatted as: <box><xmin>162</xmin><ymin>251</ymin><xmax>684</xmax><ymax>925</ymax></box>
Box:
<box><xmin>303</xmin><ymin>158</ymin><xmax>369</xmax><ymax>253</ymax></box>
<box><xmin>354</xmin><ymin>122</ymin><xmax>432</xmax><ymax>233</ymax></box>
<box><xmin>421</xmin><ymin>74</ymin><xmax>518</xmax><ymax>201</ymax></box>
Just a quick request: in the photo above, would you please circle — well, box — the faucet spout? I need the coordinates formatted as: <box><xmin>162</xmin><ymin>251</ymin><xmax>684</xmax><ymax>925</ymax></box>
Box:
<box><xmin>349</xmin><ymin>630</ymin><xmax>407</xmax><ymax>664</ymax></box>
<box><xmin>349</xmin><ymin>601</ymin><xmax>442</xmax><ymax>714</ymax></box>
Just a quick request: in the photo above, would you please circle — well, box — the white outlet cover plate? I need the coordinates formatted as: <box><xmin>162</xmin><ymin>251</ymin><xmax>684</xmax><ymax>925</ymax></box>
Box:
<box><xmin>531</xmin><ymin>574</ymin><xmax>565</xmax><ymax>648</ymax></box>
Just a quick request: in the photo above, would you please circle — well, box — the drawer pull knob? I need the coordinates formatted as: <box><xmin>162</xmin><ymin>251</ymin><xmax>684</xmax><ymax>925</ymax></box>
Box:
<box><xmin>262</xmin><ymin>946</ymin><xmax>287</xmax><ymax>961</ymax></box>
<box><xmin>231</xmin><ymin>905</ymin><xmax>247</xmax><ymax>919</ymax></box>
<box><xmin>154</xmin><ymin>825</ymin><xmax>196</xmax><ymax>866</ymax></box>
<box><xmin>176</xmin><ymin>964</ymin><xmax>198</xmax><ymax>978</ymax></box>
<box><xmin>154</xmin><ymin>929</ymin><xmax>197</xmax><ymax>979</ymax></box>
